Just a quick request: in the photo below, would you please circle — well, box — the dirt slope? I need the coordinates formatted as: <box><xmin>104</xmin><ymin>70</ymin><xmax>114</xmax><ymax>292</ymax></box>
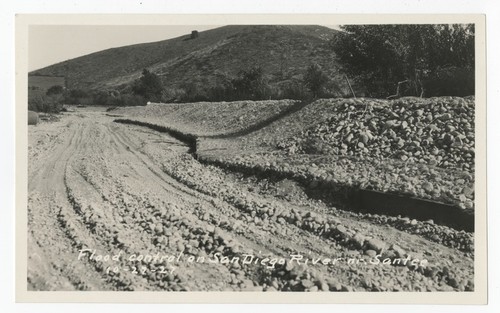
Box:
<box><xmin>28</xmin><ymin>108</ymin><xmax>473</xmax><ymax>291</ymax></box>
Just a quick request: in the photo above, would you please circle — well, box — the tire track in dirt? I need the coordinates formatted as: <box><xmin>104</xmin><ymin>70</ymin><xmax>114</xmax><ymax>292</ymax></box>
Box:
<box><xmin>100</xmin><ymin>122</ymin><xmax>340</xmax><ymax>290</ymax></box>
<box><xmin>68</xmin><ymin>123</ymin><xmax>236</xmax><ymax>290</ymax></box>
<box><xmin>40</xmin><ymin>118</ymin><xmax>353</xmax><ymax>290</ymax></box>
<box><xmin>28</xmin><ymin>118</ymin><xmax>111</xmax><ymax>290</ymax></box>
<box><xmin>30</xmin><ymin>118</ymin><xmax>280</xmax><ymax>290</ymax></box>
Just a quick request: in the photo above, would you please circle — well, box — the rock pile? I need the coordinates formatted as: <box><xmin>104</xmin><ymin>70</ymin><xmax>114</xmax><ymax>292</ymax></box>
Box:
<box><xmin>279</xmin><ymin>97</ymin><xmax>475</xmax><ymax>172</ymax></box>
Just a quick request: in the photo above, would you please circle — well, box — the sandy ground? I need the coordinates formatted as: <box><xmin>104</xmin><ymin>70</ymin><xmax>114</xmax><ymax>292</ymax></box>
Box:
<box><xmin>27</xmin><ymin>108</ymin><xmax>474</xmax><ymax>291</ymax></box>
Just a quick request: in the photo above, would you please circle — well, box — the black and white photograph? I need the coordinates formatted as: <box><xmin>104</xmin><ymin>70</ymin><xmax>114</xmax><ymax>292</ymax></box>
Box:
<box><xmin>15</xmin><ymin>14</ymin><xmax>487</xmax><ymax>303</ymax></box>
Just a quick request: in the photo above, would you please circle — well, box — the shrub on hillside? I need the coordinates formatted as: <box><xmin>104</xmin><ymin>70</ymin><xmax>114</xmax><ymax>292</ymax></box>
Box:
<box><xmin>303</xmin><ymin>63</ymin><xmax>330</xmax><ymax>98</ymax></box>
<box><xmin>63</xmin><ymin>88</ymin><xmax>91</xmax><ymax>104</ymax></box>
<box><xmin>279</xmin><ymin>81</ymin><xmax>310</xmax><ymax>100</ymax></box>
<box><xmin>206</xmin><ymin>85</ymin><xmax>232</xmax><ymax>102</ymax></box>
<box><xmin>131</xmin><ymin>69</ymin><xmax>163</xmax><ymax>102</ymax></box>
<box><xmin>231</xmin><ymin>67</ymin><xmax>273</xmax><ymax>101</ymax></box>
<box><xmin>92</xmin><ymin>90</ymin><xmax>111</xmax><ymax>106</ymax></box>
<box><xmin>160</xmin><ymin>88</ymin><xmax>186</xmax><ymax>103</ymax></box>
<box><xmin>28</xmin><ymin>94</ymin><xmax>63</xmax><ymax>113</ymax></box>
<box><xmin>179</xmin><ymin>82</ymin><xmax>209</xmax><ymax>102</ymax></box>
<box><xmin>109</xmin><ymin>94</ymin><xmax>147</xmax><ymax>107</ymax></box>
<box><xmin>46</xmin><ymin>85</ymin><xmax>64</xmax><ymax>96</ymax></box>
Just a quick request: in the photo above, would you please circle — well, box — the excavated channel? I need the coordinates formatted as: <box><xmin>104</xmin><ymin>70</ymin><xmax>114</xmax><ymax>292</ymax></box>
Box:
<box><xmin>114</xmin><ymin>118</ymin><xmax>474</xmax><ymax>232</ymax></box>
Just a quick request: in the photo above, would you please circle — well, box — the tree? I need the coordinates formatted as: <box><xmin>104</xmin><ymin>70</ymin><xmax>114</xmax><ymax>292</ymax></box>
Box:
<box><xmin>303</xmin><ymin>63</ymin><xmax>329</xmax><ymax>98</ymax></box>
<box><xmin>46</xmin><ymin>85</ymin><xmax>64</xmax><ymax>96</ymax></box>
<box><xmin>29</xmin><ymin>94</ymin><xmax>63</xmax><ymax>113</ymax></box>
<box><xmin>231</xmin><ymin>67</ymin><xmax>272</xmax><ymax>100</ymax></box>
<box><xmin>180</xmin><ymin>81</ymin><xmax>209</xmax><ymax>102</ymax></box>
<box><xmin>62</xmin><ymin>88</ymin><xmax>90</xmax><ymax>104</ymax></box>
<box><xmin>131</xmin><ymin>69</ymin><xmax>164</xmax><ymax>101</ymax></box>
<box><xmin>92</xmin><ymin>90</ymin><xmax>110</xmax><ymax>106</ymax></box>
<box><xmin>331</xmin><ymin>24</ymin><xmax>475</xmax><ymax>97</ymax></box>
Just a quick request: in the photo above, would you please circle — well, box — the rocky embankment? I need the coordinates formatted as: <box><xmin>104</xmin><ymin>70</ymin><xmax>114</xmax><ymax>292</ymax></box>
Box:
<box><xmin>115</xmin><ymin>96</ymin><xmax>476</xmax><ymax>229</ymax></box>
<box><xmin>114</xmin><ymin>100</ymin><xmax>298</xmax><ymax>136</ymax></box>
<box><xmin>198</xmin><ymin>97</ymin><xmax>475</xmax><ymax>212</ymax></box>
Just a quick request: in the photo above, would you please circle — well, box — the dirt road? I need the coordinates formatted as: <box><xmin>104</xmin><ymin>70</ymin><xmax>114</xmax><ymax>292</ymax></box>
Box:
<box><xmin>27</xmin><ymin>109</ymin><xmax>474</xmax><ymax>291</ymax></box>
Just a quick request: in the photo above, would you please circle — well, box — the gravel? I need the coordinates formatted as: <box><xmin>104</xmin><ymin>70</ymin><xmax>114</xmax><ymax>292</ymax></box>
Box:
<box><xmin>192</xmin><ymin>97</ymin><xmax>475</xmax><ymax>210</ymax></box>
<box><xmin>279</xmin><ymin>97</ymin><xmax>474</xmax><ymax>172</ymax></box>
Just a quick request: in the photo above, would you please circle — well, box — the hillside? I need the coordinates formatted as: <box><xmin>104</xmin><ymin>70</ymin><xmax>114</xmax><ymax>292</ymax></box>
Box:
<box><xmin>28</xmin><ymin>75</ymin><xmax>65</xmax><ymax>91</ymax></box>
<box><xmin>30</xmin><ymin>25</ymin><xmax>343</xmax><ymax>93</ymax></box>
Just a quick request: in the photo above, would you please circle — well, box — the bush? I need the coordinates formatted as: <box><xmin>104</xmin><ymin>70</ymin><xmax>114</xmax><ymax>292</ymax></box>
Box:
<box><xmin>131</xmin><ymin>69</ymin><xmax>164</xmax><ymax>101</ymax></box>
<box><xmin>280</xmin><ymin>80</ymin><xmax>310</xmax><ymax>100</ymax></box>
<box><xmin>63</xmin><ymin>88</ymin><xmax>91</xmax><ymax>104</ymax></box>
<box><xmin>109</xmin><ymin>94</ymin><xmax>147</xmax><ymax>107</ymax></box>
<box><xmin>303</xmin><ymin>63</ymin><xmax>329</xmax><ymax>98</ymax></box>
<box><xmin>178</xmin><ymin>82</ymin><xmax>209</xmax><ymax>102</ymax></box>
<box><xmin>206</xmin><ymin>85</ymin><xmax>230</xmax><ymax>102</ymax></box>
<box><xmin>46</xmin><ymin>85</ymin><xmax>64</xmax><ymax>96</ymax></box>
<box><xmin>28</xmin><ymin>94</ymin><xmax>63</xmax><ymax>113</ymax></box>
<box><xmin>423</xmin><ymin>66</ymin><xmax>474</xmax><ymax>97</ymax></box>
<box><xmin>92</xmin><ymin>90</ymin><xmax>111</xmax><ymax>106</ymax></box>
<box><xmin>161</xmin><ymin>88</ymin><xmax>186</xmax><ymax>103</ymax></box>
<box><xmin>231</xmin><ymin>67</ymin><xmax>273</xmax><ymax>100</ymax></box>
<box><xmin>331</xmin><ymin>24</ymin><xmax>475</xmax><ymax>97</ymax></box>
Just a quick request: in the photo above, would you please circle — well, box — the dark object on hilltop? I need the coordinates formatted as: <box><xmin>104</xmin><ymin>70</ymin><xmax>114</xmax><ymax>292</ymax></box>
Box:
<box><xmin>183</xmin><ymin>30</ymin><xmax>199</xmax><ymax>41</ymax></box>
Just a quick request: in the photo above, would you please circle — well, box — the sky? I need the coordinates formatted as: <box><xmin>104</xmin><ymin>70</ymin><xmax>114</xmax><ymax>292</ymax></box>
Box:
<box><xmin>28</xmin><ymin>25</ymin><xmax>341</xmax><ymax>71</ymax></box>
<box><xmin>28</xmin><ymin>25</ymin><xmax>220</xmax><ymax>71</ymax></box>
